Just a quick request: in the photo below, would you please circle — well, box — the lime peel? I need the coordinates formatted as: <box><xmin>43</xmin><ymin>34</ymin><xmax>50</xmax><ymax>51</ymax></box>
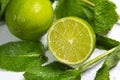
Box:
<box><xmin>5</xmin><ymin>0</ymin><xmax>54</xmax><ymax>40</ymax></box>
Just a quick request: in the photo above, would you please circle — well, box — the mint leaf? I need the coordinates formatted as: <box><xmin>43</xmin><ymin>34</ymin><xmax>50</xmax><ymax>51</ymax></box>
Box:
<box><xmin>94</xmin><ymin>64</ymin><xmax>110</xmax><ymax>80</ymax></box>
<box><xmin>0</xmin><ymin>41</ymin><xmax>47</xmax><ymax>71</ymax></box>
<box><xmin>104</xmin><ymin>45</ymin><xmax>120</xmax><ymax>69</ymax></box>
<box><xmin>24</xmin><ymin>61</ymin><xmax>80</xmax><ymax>80</ymax></box>
<box><xmin>93</xmin><ymin>0</ymin><xmax>118</xmax><ymax>35</ymax></box>
<box><xmin>24</xmin><ymin>61</ymin><xmax>72</xmax><ymax>80</ymax></box>
<box><xmin>96</xmin><ymin>34</ymin><xmax>120</xmax><ymax>50</ymax></box>
<box><xmin>59</xmin><ymin>69</ymin><xmax>81</xmax><ymax>80</ymax></box>
<box><xmin>55</xmin><ymin>0</ymin><xmax>94</xmax><ymax>23</ymax></box>
<box><xmin>117</xmin><ymin>51</ymin><xmax>120</xmax><ymax>59</ymax></box>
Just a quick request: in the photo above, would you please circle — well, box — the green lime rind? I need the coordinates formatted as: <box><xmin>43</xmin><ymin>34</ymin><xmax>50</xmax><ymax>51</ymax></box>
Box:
<box><xmin>5</xmin><ymin>0</ymin><xmax>54</xmax><ymax>40</ymax></box>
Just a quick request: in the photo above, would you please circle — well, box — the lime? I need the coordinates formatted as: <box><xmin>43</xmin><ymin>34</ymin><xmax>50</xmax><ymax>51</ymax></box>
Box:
<box><xmin>5</xmin><ymin>0</ymin><xmax>54</xmax><ymax>40</ymax></box>
<box><xmin>48</xmin><ymin>17</ymin><xmax>95</xmax><ymax>65</ymax></box>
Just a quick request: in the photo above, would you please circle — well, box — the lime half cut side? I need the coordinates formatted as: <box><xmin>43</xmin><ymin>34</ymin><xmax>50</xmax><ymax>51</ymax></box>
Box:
<box><xmin>48</xmin><ymin>17</ymin><xmax>95</xmax><ymax>65</ymax></box>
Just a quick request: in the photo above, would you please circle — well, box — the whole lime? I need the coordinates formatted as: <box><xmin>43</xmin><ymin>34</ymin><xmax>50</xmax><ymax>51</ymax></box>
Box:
<box><xmin>5</xmin><ymin>0</ymin><xmax>54</xmax><ymax>40</ymax></box>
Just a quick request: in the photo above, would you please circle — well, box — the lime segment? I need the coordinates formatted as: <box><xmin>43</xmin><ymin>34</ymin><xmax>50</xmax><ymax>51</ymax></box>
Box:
<box><xmin>48</xmin><ymin>17</ymin><xmax>95</xmax><ymax>65</ymax></box>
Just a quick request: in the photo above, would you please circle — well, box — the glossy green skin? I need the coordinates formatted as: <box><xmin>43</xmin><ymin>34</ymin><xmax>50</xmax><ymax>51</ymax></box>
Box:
<box><xmin>5</xmin><ymin>0</ymin><xmax>54</xmax><ymax>40</ymax></box>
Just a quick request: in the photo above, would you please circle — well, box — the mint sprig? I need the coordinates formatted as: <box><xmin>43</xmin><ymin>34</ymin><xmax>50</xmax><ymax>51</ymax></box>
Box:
<box><xmin>94</xmin><ymin>45</ymin><xmax>120</xmax><ymax>80</ymax></box>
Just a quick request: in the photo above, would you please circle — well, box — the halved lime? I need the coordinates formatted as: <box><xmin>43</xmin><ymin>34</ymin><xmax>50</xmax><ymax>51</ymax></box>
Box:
<box><xmin>48</xmin><ymin>17</ymin><xmax>95</xmax><ymax>65</ymax></box>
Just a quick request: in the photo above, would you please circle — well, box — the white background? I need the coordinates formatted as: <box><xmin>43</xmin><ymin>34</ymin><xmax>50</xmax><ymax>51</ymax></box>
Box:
<box><xmin>0</xmin><ymin>0</ymin><xmax>120</xmax><ymax>80</ymax></box>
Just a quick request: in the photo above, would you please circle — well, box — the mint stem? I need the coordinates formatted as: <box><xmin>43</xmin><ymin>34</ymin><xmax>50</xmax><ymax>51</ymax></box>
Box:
<box><xmin>78</xmin><ymin>46</ymin><xmax>117</xmax><ymax>71</ymax></box>
<box><xmin>81</xmin><ymin>0</ymin><xmax>95</xmax><ymax>6</ymax></box>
